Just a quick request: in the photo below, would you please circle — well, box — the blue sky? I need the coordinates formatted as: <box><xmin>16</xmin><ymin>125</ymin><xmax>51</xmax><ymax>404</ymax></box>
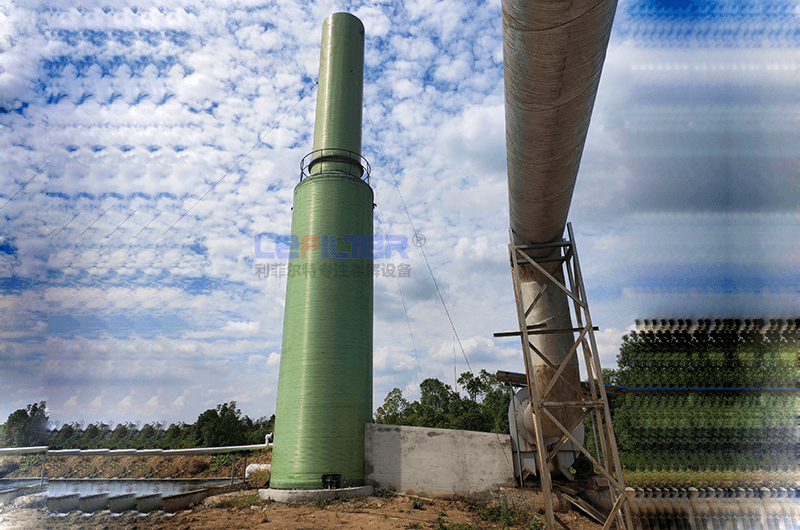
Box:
<box><xmin>1</xmin><ymin>0</ymin><xmax>798</xmax><ymax>426</ymax></box>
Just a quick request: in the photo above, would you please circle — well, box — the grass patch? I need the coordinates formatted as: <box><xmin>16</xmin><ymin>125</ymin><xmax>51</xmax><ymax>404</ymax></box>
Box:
<box><xmin>528</xmin><ymin>514</ymin><xmax>544</xmax><ymax>530</ymax></box>
<box><xmin>18</xmin><ymin>455</ymin><xmax>42</xmax><ymax>471</ymax></box>
<box><xmin>223</xmin><ymin>493</ymin><xmax>260</xmax><ymax>508</ymax></box>
<box><xmin>475</xmin><ymin>497</ymin><xmax>526</xmax><ymax>529</ymax></box>
<box><xmin>209</xmin><ymin>454</ymin><xmax>234</xmax><ymax>471</ymax></box>
<box><xmin>314</xmin><ymin>496</ymin><xmax>333</xmax><ymax>507</ymax></box>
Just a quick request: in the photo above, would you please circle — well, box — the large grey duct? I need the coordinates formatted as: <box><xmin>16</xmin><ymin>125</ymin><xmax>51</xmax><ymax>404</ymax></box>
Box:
<box><xmin>504</xmin><ymin>0</ymin><xmax>617</xmax><ymax>248</ymax></box>
<box><xmin>502</xmin><ymin>0</ymin><xmax>618</xmax><ymax>475</ymax></box>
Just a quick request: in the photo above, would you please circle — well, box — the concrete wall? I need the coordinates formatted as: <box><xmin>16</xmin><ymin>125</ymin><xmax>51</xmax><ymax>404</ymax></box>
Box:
<box><xmin>364</xmin><ymin>423</ymin><xmax>516</xmax><ymax>500</ymax></box>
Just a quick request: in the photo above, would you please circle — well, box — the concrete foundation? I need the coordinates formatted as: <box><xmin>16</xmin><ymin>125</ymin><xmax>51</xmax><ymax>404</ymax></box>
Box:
<box><xmin>258</xmin><ymin>485</ymin><xmax>373</xmax><ymax>503</ymax></box>
<box><xmin>364</xmin><ymin>423</ymin><xmax>516</xmax><ymax>500</ymax></box>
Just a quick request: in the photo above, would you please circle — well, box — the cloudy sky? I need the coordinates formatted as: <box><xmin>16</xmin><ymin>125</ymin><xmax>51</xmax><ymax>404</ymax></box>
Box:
<box><xmin>1</xmin><ymin>0</ymin><xmax>798</xmax><ymax>427</ymax></box>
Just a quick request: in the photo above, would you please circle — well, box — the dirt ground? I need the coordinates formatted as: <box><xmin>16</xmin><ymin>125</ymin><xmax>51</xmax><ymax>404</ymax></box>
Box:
<box><xmin>0</xmin><ymin>454</ymin><xmax>605</xmax><ymax>529</ymax></box>
<box><xmin>0</xmin><ymin>491</ymin><xmax>605</xmax><ymax>530</ymax></box>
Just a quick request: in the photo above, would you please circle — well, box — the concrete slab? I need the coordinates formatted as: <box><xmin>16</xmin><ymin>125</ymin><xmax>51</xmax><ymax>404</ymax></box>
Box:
<box><xmin>0</xmin><ymin>485</ymin><xmax>45</xmax><ymax>505</ymax></box>
<box><xmin>258</xmin><ymin>485</ymin><xmax>373</xmax><ymax>503</ymax></box>
<box><xmin>79</xmin><ymin>492</ymin><xmax>109</xmax><ymax>513</ymax></box>
<box><xmin>136</xmin><ymin>493</ymin><xmax>163</xmax><ymax>513</ymax></box>
<box><xmin>108</xmin><ymin>492</ymin><xmax>137</xmax><ymax>513</ymax></box>
<box><xmin>163</xmin><ymin>488</ymin><xmax>210</xmax><ymax>513</ymax></box>
<box><xmin>48</xmin><ymin>493</ymin><xmax>80</xmax><ymax>513</ymax></box>
<box><xmin>364</xmin><ymin>423</ymin><xmax>516</xmax><ymax>500</ymax></box>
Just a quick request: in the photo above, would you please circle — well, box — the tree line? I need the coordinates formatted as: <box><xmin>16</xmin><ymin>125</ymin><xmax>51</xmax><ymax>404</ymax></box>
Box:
<box><xmin>607</xmin><ymin>320</ymin><xmax>798</xmax><ymax>471</ymax></box>
<box><xmin>0</xmin><ymin>401</ymin><xmax>274</xmax><ymax>450</ymax></box>
<box><xmin>375</xmin><ymin>369</ymin><xmax>510</xmax><ymax>434</ymax></box>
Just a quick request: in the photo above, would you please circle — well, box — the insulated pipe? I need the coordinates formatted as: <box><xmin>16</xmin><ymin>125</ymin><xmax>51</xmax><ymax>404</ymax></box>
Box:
<box><xmin>270</xmin><ymin>13</ymin><xmax>373</xmax><ymax>490</ymax></box>
<box><xmin>502</xmin><ymin>0</ymin><xmax>618</xmax><ymax>461</ymax></box>
<box><xmin>504</xmin><ymin>0</ymin><xmax>618</xmax><ymax>247</ymax></box>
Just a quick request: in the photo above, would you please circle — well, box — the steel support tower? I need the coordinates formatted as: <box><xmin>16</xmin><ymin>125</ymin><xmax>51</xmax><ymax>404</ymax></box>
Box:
<box><xmin>508</xmin><ymin>223</ymin><xmax>632</xmax><ymax>530</ymax></box>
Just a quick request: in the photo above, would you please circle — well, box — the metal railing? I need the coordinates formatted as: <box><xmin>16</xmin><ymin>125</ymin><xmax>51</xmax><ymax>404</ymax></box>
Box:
<box><xmin>300</xmin><ymin>148</ymin><xmax>371</xmax><ymax>183</ymax></box>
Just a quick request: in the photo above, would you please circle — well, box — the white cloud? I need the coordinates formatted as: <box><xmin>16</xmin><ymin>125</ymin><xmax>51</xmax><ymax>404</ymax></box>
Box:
<box><xmin>87</xmin><ymin>392</ymin><xmax>105</xmax><ymax>413</ymax></box>
<box><xmin>169</xmin><ymin>390</ymin><xmax>189</xmax><ymax>414</ymax></box>
<box><xmin>113</xmin><ymin>391</ymin><xmax>136</xmax><ymax>416</ymax></box>
<box><xmin>266</xmin><ymin>352</ymin><xmax>281</xmax><ymax>366</ymax></box>
<box><xmin>63</xmin><ymin>391</ymin><xmax>81</xmax><ymax>411</ymax></box>
<box><xmin>141</xmin><ymin>390</ymin><xmax>163</xmax><ymax>416</ymax></box>
<box><xmin>247</xmin><ymin>354</ymin><xmax>266</xmax><ymax>364</ymax></box>
<box><xmin>224</xmin><ymin>320</ymin><xmax>260</xmax><ymax>334</ymax></box>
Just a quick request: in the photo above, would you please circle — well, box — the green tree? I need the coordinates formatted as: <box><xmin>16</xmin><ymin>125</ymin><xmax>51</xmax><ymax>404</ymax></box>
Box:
<box><xmin>419</xmin><ymin>378</ymin><xmax>457</xmax><ymax>410</ymax></box>
<box><xmin>194</xmin><ymin>401</ymin><xmax>248</xmax><ymax>447</ymax></box>
<box><xmin>457</xmin><ymin>370</ymin><xmax>510</xmax><ymax>433</ymax></box>
<box><xmin>48</xmin><ymin>422</ymin><xmax>79</xmax><ymax>450</ymax></box>
<box><xmin>2</xmin><ymin>401</ymin><xmax>48</xmax><ymax>447</ymax></box>
<box><xmin>161</xmin><ymin>422</ymin><xmax>193</xmax><ymax>449</ymax></box>
<box><xmin>108</xmin><ymin>423</ymin><xmax>134</xmax><ymax>449</ymax></box>
<box><xmin>77</xmin><ymin>423</ymin><xmax>103</xmax><ymax>449</ymax></box>
<box><xmin>375</xmin><ymin>388</ymin><xmax>409</xmax><ymax>425</ymax></box>
<box><xmin>133</xmin><ymin>423</ymin><xmax>162</xmax><ymax>449</ymax></box>
<box><xmin>601</xmin><ymin>368</ymin><xmax>618</xmax><ymax>386</ymax></box>
<box><xmin>375</xmin><ymin>372</ymin><xmax>510</xmax><ymax>434</ymax></box>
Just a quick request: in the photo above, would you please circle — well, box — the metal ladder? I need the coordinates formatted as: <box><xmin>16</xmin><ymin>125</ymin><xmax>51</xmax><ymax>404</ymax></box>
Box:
<box><xmin>506</xmin><ymin>222</ymin><xmax>632</xmax><ymax>530</ymax></box>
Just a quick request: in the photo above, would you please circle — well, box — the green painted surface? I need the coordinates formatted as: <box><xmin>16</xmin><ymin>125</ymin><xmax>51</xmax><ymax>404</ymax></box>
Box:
<box><xmin>270</xmin><ymin>12</ymin><xmax>372</xmax><ymax>490</ymax></box>
<box><xmin>271</xmin><ymin>175</ymin><xmax>373</xmax><ymax>489</ymax></box>
<box><xmin>311</xmin><ymin>13</ymin><xmax>364</xmax><ymax>178</ymax></box>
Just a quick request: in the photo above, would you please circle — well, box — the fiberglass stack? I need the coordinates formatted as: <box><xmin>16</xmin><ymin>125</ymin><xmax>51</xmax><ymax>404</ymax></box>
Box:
<box><xmin>270</xmin><ymin>13</ymin><xmax>373</xmax><ymax>490</ymax></box>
